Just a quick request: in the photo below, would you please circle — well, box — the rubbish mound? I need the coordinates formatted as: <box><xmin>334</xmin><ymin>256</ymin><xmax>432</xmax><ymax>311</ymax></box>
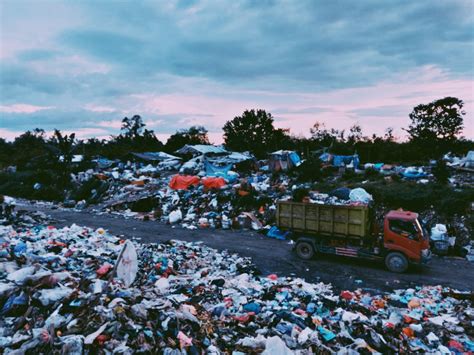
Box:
<box><xmin>0</xmin><ymin>224</ymin><xmax>472</xmax><ymax>353</ymax></box>
<box><xmin>1</xmin><ymin>195</ymin><xmax>51</xmax><ymax>228</ymax></box>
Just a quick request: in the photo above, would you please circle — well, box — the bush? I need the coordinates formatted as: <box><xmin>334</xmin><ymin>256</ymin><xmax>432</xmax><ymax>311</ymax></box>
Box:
<box><xmin>0</xmin><ymin>171</ymin><xmax>65</xmax><ymax>201</ymax></box>
<box><xmin>295</xmin><ymin>157</ymin><xmax>322</xmax><ymax>182</ymax></box>
<box><xmin>432</xmin><ymin>159</ymin><xmax>450</xmax><ymax>184</ymax></box>
<box><xmin>364</xmin><ymin>168</ymin><xmax>381</xmax><ymax>180</ymax></box>
<box><xmin>365</xmin><ymin>182</ymin><xmax>473</xmax><ymax>217</ymax></box>
<box><xmin>293</xmin><ymin>188</ymin><xmax>309</xmax><ymax>202</ymax></box>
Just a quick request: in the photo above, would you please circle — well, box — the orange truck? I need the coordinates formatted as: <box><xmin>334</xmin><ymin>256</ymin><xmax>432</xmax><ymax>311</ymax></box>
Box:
<box><xmin>276</xmin><ymin>201</ymin><xmax>431</xmax><ymax>273</ymax></box>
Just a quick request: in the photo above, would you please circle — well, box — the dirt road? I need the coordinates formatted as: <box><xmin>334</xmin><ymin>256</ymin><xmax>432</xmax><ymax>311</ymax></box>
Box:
<box><xmin>19</xmin><ymin>202</ymin><xmax>474</xmax><ymax>292</ymax></box>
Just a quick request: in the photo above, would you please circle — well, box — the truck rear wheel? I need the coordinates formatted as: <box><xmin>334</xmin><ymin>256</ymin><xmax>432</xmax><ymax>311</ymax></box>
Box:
<box><xmin>385</xmin><ymin>252</ymin><xmax>408</xmax><ymax>273</ymax></box>
<box><xmin>296</xmin><ymin>240</ymin><xmax>315</xmax><ymax>260</ymax></box>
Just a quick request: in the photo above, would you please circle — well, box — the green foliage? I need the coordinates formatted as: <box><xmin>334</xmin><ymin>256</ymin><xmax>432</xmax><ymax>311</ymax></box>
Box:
<box><xmin>432</xmin><ymin>159</ymin><xmax>450</xmax><ymax>185</ymax></box>
<box><xmin>69</xmin><ymin>178</ymin><xmax>109</xmax><ymax>204</ymax></box>
<box><xmin>341</xmin><ymin>169</ymin><xmax>358</xmax><ymax>181</ymax></box>
<box><xmin>405</xmin><ymin>97</ymin><xmax>465</xmax><ymax>159</ymax></box>
<box><xmin>0</xmin><ymin>171</ymin><xmax>64</xmax><ymax>201</ymax></box>
<box><xmin>407</xmin><ymin>97</ymin><xmax>465</xmax><ymax>142</ymax></box>
<box><xmin>103</xmin><ymin>115</ymin><xmax>163</xmax><ymax>159</ymax></box>
<box><xmin>121</xmin><ymin>115</ymin><xmax>145</xmax><ymax>138</ymax></box>
<box><xmin>293</xmin><ymin>188</ymin><xmax>310</xmax><ymax>202</ymax></box>
<box><xmin>295</xmin><ymin>156</ymin><xmax>322</xmax><ymax>182</ymax></box>
<box><xmin>165</xmin><ymin>126</ymin><xmax>210</xmax><ymax>153</ymax></box>
<box><xmin>365</xmin><ymin>182</ymin><xmax>473</xmax><ymax>217</ymax></box>
<box><xmin>364</xmin><ymin>168</ymin><xmax>381</xmax><ymax>180</ymax></box>
<box><xmin>223</xmin><ymin>109</ymin><xmax>290</xmax><ymax>158</ymax></box>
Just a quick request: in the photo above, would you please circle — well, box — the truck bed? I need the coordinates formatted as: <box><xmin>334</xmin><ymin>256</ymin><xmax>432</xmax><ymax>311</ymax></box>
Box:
<box><xmin>276</xmin><ymin>201</ymin><xmax>371</xmax><ymax>238</ymax></box>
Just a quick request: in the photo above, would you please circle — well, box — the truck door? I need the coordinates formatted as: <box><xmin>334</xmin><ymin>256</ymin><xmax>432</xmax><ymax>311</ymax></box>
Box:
<box><xmin>385</xmin><ymin>219</ymin><xmax>421</xmax><ymax>261</ymax></box>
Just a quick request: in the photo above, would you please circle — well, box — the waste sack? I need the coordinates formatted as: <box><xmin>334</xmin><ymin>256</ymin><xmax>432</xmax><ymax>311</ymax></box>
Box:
<box><xmin>349</xmin><ymin>188</ymin><xmax>373</xmax><ymax>204</ymax></box>
<box><xmin>266</xmin><ymin>226</ymin><xmax>290</xmax><ymax>240</ymax></box>
<box><xmin>202</xmin><ymin>177</ymin><xmax>226</xmax><ymax>190</ymax></box>
<box><xmin>168</xmin><ymin>209</ymin><xmax>183</xmax><ymax>223</ymax></box>
<box><xmin>430</xmin><ymin>224</ymin><xmax>449</xmax><ymax>255</ymax></box>
<box><xmin>330</xmin><ymin>187</ymin><xmax>351</xmax><ymax>200</ymax></box>
<box><xmin>115</xmin><ymin>240</ymin><xmax>139</xmax><ymax>287</ymax></box>
<box><xmin>169</xmin><ymin>175</ymin><xmax>200</xmax><ymax>190</ymax></box>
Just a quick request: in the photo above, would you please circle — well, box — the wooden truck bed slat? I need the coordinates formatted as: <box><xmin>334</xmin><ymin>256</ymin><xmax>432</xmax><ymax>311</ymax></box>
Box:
<box><xmin>276</xmin><ymin>201</ymin><xmax>371</xmax><ymax>238</ymax></box>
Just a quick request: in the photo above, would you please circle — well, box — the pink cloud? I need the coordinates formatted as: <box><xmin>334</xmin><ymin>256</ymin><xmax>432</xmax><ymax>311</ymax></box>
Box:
<box><xmin>0</xmin><ymin>129</ymin><xmax>19</xmax><ymax>141</ymax></box>
<box><xmin>0</xmin><ymin>104</ymin><xmax>54</xmax><ymax>113</ymax></box>
<box><xmin>84</xmin><ymin>105</ymin><xmax>117</xmax><ymax>113</ymax></box>
<box><xmin>128</xmin><ymin>66</ymin><xmax>473</xmax><ymax>141</ymax></box>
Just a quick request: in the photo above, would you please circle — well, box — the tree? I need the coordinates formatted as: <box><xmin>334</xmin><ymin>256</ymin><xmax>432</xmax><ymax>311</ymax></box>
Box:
<box><xmin>432</xmin><ymin>159</ymin><xmax>450</xmax><ymax>185</ymax></box>
<box><xmin>310</xmin><ymin>122</ymin><xmax>342</xmax><ymax>147</ymax></box>
<box><xmin>165</xmin><ymin>126</ymin><xmax>210</xmax><ymax>153</ymax></box>
<box><xmin>49</xmin><ymin>130</ymin><xmax>77</xmax><ymax>187</ymax></box>
<box><xmin>0</xmin><ymin>138</ymin><xmax>13</xmax><ymax>168</ymax></box>
<box><xmin>107</xmin><ymin>115</ymin><xmax>163</xmax><ymax>157</ymax></box>
<box><xmin>223</xmin><ymin>109</ymin><xmax>288</xmax><ymax>158</ymax></box>
<box><xmin>121</xmin><ymin>115</ymin><xmax>145</xmax><ymax>138</ymax></box>
<box><xmin>384</xmin><ymin>127</ymin><xmax>395</xmax><ymax>142</ymax></box>
<box><xmin>347</xmin><ymin>124</ymin><xmax>364</xmax><ymax>145</ymax></box>
<box><xmin>11</xmin><ymin>129</ymin><xmax>49</xmax><ymax>168</ymax></box>
<box><xmin>406</xmin><ymin>97</ymin><xmax>465</xmax><ymax>142</ymax></box>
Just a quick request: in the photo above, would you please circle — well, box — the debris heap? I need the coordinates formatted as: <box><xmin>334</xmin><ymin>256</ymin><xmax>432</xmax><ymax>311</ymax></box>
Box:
<box><xmin>0</xmin><ymin>224</ymin><xmax>472</xmax><ymax>353</ymax></box>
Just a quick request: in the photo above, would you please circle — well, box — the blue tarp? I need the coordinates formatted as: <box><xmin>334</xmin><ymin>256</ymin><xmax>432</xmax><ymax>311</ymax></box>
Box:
<box><xmin>319</xmin><ymin>153</ymin><xmax>359</xmax><ymax>169</ymax></box>
<box><xmin>204</xmin><ymin>160</ymin><xmax>237</xmax><ymax>182</ymax></box>
<box><xmin>266</xmin><ymin>226</ymin><xmax>290</xmax><ymax>240</ymax></box>
<box><xmin>402</xmin><ymin>171</ymin><xmax>428</xmax><ymax>179</ymax></box>
<box><xmin>319</xmin><ymin>152</ymin><xmax>331</xmax><ymax>162</ymax></box>
<box><xmin>289</xmin><ymin>152</ymin><xmax>301</xmax><ymax>167</ymax></box>
<box><xmin>332</xmin><ymin>154</ymin><xmax>359</xmax><ymax>169</ymax></box>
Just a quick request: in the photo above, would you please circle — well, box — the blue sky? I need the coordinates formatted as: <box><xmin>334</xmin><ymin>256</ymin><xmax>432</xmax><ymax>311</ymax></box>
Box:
<box><xmin>0</xmin><ymin>0</ymin><xmax>473</xmax><ymax>142</ymax></box>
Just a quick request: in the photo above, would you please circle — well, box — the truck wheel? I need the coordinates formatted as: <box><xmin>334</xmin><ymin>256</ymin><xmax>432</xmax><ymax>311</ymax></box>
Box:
<box><xmin>296</xmin><ymin>241</ymin><xmax>315</xmax><ymax>260</ymax></box>
<box><xmin>385</xmin><ymin>252</ymin><xmax>408</xmax><ymax>273</ymax></box>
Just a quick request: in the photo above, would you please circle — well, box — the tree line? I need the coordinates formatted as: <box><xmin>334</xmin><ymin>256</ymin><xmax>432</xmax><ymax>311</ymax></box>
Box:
<box><xmin>0</xmin><ymin>96</ymin><xmax>472</xmax><ymax>170</ymax></box>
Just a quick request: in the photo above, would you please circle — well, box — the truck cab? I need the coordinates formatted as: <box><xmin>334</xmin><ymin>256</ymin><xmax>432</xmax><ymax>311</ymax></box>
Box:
<box><xmin>383</xmin><ymin>210</ymin><xmax>431</xmax><ymax>272</ymax></box>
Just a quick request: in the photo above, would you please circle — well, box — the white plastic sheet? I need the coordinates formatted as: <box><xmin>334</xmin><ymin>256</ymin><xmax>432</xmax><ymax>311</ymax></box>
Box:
<box><xmin>116</xmin><ymin>240</ymin><xmax>138</xmax><ymax>288</ymax></box>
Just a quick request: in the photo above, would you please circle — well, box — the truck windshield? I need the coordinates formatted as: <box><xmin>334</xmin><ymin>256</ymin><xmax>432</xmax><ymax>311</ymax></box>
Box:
<box><xmin>388</xmin><ymin>219</ymin><xmax>418</xmax><ymax>239</ymax></box>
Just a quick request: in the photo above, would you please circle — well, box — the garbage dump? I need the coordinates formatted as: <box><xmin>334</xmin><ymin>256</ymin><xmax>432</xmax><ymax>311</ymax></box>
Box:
<box><xmin>0</xmin><ymin>223</ymin><xmax>473</xmax><ymax>353</ymax></box>
<box><xmin>444</xmin><ymin>151</ymin><xmax>474</xmax><ymax>172</ymax></box>
<box><xmin>1</xmin><ymin>195</ymin><xmax>50</xmax><ymax>228</ymax></box>
<box><xmin>15</xmin><ymin>143</ymin><xmax>471</xmax><ymax>261</ymax></box>
<box><xmin>67</xmin><ymin>158</ymin><xmax>377</xmax><ymax>233</ymax></box>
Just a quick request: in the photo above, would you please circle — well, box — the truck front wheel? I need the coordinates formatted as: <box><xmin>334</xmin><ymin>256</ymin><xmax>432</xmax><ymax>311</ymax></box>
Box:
<box><xmin>296</xmin><ymin>240</ymin><xmax>315</xmax><ymax>260</ymax></box>
<box><xmin>385</xmin><ymin>252</ymin><xmax>408</xmax><ymax>273</ymax></box>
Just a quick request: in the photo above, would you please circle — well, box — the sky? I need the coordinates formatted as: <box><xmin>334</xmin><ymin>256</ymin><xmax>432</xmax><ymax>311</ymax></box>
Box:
<box><xmin>0</xmin><ymin>0</ymin><xmax>473</xmax><ymax>143</ymax></box>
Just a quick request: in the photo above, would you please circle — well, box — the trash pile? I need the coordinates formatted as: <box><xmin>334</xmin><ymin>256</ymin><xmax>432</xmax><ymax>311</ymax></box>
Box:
<box><xmin>1</xmin><ymin>195</ymin><xmax>50</xmax><ymax>228</ymax></box>
<box><xmin>60</xmin><ymin>145</ymin><xmax>375</xmax><ymax>231</ymax></box>
<box><xmin>1</xmin><ymin>224</ymin><xmax>473</xmax><ymax>353</ymax></box>
<box><xmin>82</xmin><ymin>170</ymin><xmax>373</xmax><ymax>233</ymax></box>
<box><xmin>444</xmin><ymin>151</ymin><xmax>474</xmax><ymax>172</ymax></box>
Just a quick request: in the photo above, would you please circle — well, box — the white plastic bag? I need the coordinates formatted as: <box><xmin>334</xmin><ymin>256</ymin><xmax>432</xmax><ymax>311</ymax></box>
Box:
<box><xmin>169</xmin><ymin>209</ymin><xmax>182</xmax><ymax>224</ymax></box>
<box><xmin>430</xmin><ymin>224</ymin><xmax>447</xmax><ymax>241</ymax></box>
<box><xmin>349</xmin><ymin>188</ymin><xmax>373</xmax><ymax>204</ymax></box>
<box><xmin>116</xmin><ymin>240</ymin><xmax>138</xmax><ymax>288</ymax></box>
<box><xmin>262</xmin><ymin>336</ymin><xmax>294</xmax><ymax>355</ymax></box>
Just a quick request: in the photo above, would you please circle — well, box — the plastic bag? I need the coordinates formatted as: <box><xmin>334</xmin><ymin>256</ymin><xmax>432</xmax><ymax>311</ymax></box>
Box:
<box><xmin>262</xmin><ymin>336</ymin><xmax>293</xmax><ymax>355</ymax></box>
<box><xmin>169</xmin><ymin>209</ymin><xmax>182</xmax><ymax>224</ymax></box>
<box><xmin>116</xmin><ymin>240</ymin><xmax>138</xmax><ymax>288</ymax></box>
<box><xmin>349</xmin><ymin>188</ymin><xmax>373</xmax><ymax>204</ymax></box>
